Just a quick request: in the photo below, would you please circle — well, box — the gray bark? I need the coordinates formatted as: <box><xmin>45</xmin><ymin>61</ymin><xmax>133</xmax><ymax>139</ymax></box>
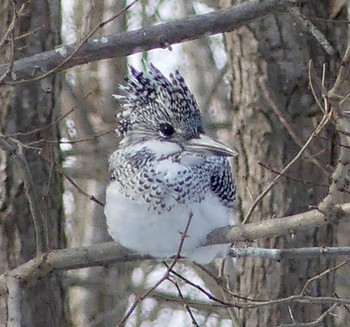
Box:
<box><xmin>222</xmin><ymin>0</ymin><xmax>348</xmax><ymax>325</ymax></box>
<box><xmin>0</xmin><ymin>0</ymin><xmax>293</xmax><ymax>83</ymax></box>
<box><xmin>0</xmin><ymin>1</ymin><xmax>69</xmax><ymax>325</ymax></box>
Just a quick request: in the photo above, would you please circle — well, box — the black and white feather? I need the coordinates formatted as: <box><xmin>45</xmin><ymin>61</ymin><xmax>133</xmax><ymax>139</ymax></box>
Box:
<box><xmin>105</xmin><ymin>64</ymin><xmax>237</xmax><ymax>264</ymax></box>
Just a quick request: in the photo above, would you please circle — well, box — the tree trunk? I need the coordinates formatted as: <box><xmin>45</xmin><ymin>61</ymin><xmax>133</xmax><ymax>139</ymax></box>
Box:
<box><xmin>0</xmin><ymin>1</ymin><xmax>69</xmax><ymax>325</ymax></box>
<box><xmin>221</xmin><ymin>0</ymin><xmax>348</xmax><ymax>325</ymax></box>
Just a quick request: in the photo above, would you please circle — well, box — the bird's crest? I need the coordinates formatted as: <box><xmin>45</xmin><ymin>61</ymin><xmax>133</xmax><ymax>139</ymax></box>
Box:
<box><xmin>113</xmin><ymin>64</ymin><xmax>204</xmax><ymax>138</ymax></box>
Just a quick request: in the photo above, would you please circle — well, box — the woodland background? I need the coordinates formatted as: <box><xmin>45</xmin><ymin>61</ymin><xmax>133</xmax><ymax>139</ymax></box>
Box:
<box><xmin>1</xmin><ymin>0</ymin><xmax>350</xmax><ymax>326</ymax></box>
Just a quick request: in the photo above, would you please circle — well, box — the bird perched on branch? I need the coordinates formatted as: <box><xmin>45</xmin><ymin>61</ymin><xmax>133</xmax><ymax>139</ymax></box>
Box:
<box><xmin>104</xmin><ymin>64</ymin><xmax>237</xmax><ymax>264</ymax></box>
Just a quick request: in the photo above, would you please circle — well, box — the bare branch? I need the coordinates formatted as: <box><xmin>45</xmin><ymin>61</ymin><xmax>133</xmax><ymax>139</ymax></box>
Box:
<box><xmin>208</xmin><ymin>202</ymin><xmax>350</xmax><ymax>245</ymax></box>
<box><xmin>6</xmin><ymin>90</ymin><xmax>94</xmax><ymax>138</ymax></box>
<box><xmin>242</xmin><ymin>107</ymin><xmax>332</xmax><ymax>224</ymax></box>
<box><xmin>168</xmin><ymin>277</ymin><xmax>200</xmax><ymax>327</ymax></box>
<box><xmin>0</xmin><ymin>1</ymin><xmax>26</xmax><ymax>84</ymax></box>
<box><xmin>288</xmin><ymin>7</ymin><xmax>335</xmax><ymax>55</ymax></box>
<box><xmin>259</xmin><ymin>77</ymin><xmax>330</xmax><ymax>176</ymax></box>
<box><xmin>318</xmin><ymin>40</ymin><xmax>350</xmax><ymax>218</ymax></box>
<box><xmin>0</xmin><ymin>242</ymin><xmax>145</xmax><ymax>296</ymax></box>
<box><xmin>5</xmin><ymin>274</ymin><xmax>22</xmax><ymax>327</ymax></box>
<box><xmin>167</xmin><ymin>265</ymin><xmax>238</xmax><ymax>307</ymax></box>
<box><xmin>229</xmin><ymin>247</ymin><xmax>350</xmax><ymax>260</ymax></box>
<box><xmin>1</xmin><ymin>202</ymin><xmax>350</xmax><ymax>295</ymax></box>
<box><xmin>0</xmin><ymin>0</ymin><xmax>295</xmax><ymax>84</ymax></box>
<box><xmin>301</xmin><ymin>260</ymin><xmax>350</xmax><ymax>295</ymax></box>
<box><xmin>39</xmin><ymin>153</ymin><xmax>105</xmax><ymax>207</ymax></box>
<box><xmin>151</xmin><ymin>292</ymin><xmax>346</xmax><ymax>310</ymax></box>
<box><xmin>277</xmin><ymin>304</ymin><xmax>338</xmax><ymax>327</ymax></box>
<box><xmin>6</xmin><ymin>0</ymin><xmax>140</xmax><ymax>85</ymax></box>
<box><xmin>258</xmin><ymin>161</ymin><xmax>329</xmax><ymax>187</ymax></box>
<box><xmin>117</xmin><ymin>213</ymin><xmax>194</xmax><ymax>326</ymax></box>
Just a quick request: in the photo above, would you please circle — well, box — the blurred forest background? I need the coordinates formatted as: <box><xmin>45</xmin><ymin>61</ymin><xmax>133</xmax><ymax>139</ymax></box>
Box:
<box><xmin>1</xmin><ymin>0</ymin><xmax>350</xmax><ymax>326</ymax></box>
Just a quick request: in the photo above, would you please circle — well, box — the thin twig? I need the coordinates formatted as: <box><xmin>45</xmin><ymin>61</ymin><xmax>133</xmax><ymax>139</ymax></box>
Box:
<box><xmin>168</xmin><ymin>277</ymin><xmax>200</xmax><ymax>327</ymax></box>
<box><xmin>38</xmin><ymin>151</ymin><xmax>104</xmax><ymax>207</ymax></box>
<box><xmin>329</xmin><ymin>42</ymin><xmax>350</xmax><ymax>97</ymax></box>
<box><xmin>259</xmin><ymin>77</ymin><xmax>330</xmax><ymax>175</ymax></box>
<box><xmin>258</xmin><ymin>162</ymin><xmax>329</xmax><ymax>187</ymax></box>
<box><xmin>287</xmin><ymin>306</ymin><xmax>296</xmax><ymax>325</ymax></box>
<box><xmin>318</xmin><ymin>134</ymin><xmax>350</xmax><ymax>151</ymax></box>
<box><xmin>243</xmin><ymin>108</ymin><xmax>332</xmax><ymax>224</ymax></box>
<box><xmin>202</xmin><ymin>62</ymin><xmax>228</xmax><ymax>110</ymax></box>
<box><xmin>45</xmin><ymin>129</ymin><xmax>114</xmax><ymax>144</ymax></box>
<box><xmin>117</xmin><ymin>212</ymin><xmax>194</xmax><ymax>327</ymax></box>
<box><xmin>0</xmin><ymin>27</ymin><xmax>15</xmax><ymax>84</ymax></box>
<box><xmin>333</xmin><ymin>292</ymin><xmax>350</xmax><ymax>317</ymax></box>
<box><xmin>308</xmin><ymin>60</ymin><xmax>325</xmax><ymax>113</ymax></box>
<box><xmin>318</xmin><ymin>41</ymin><xmax>350</xmax><ymax>218</ymax></box>
<box><xmin>301</xmin><ymin>259</ymin><xmax>350</xmax><ymax>295</ymax></box>
<box><xmin>151</xmin><ymin>292</ymin><xmax>343</xmax><ymax>317</ymax></box>
<box><xmin>4</xmin><ymin>0</ymin><xmax>140</xmax><ymax>85</ymax></box>
<box><xmin>0</xmin><ymin>1</ymin><xmax>26</xmax><ymax>83</ymax></box>
<box><xmin>1</xmin><ymin>134</ymin><xmax>104</xmax><ymax>207</ymax></box>
<box><xmin>152</xmin><ymin>291</ymin><xmax>227</xmax><ymax>308</ymax></box>
<box><xmin>6</xmin><ymin>91</ymin><xmax>93</xmax><ymax>138</ymax></box>
<box><xmin>168</xmin><ymin>266</ymin><xmax>241</xmax><ymax>308</ymax></box>
<box><xmin>0</xmin><ymin>1</ymin><xmax>17</xmax><ymax>48</ymax></box>
<box><xmin>277</xmin><ymin>304</ymin><xmax>338</xmax><ymax>327</ymax></box>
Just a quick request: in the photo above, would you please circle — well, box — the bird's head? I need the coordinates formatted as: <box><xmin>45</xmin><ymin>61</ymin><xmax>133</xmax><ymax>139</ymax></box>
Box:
<box><xmin>114</xmin><ymin>64</ymin><xmax>237</xmax><ymax>157</ymax></box>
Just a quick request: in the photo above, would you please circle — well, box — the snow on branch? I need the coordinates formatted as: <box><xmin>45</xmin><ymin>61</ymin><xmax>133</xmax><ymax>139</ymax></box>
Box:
<box><xmin>207</xmin><ymin>203</ymin><xmax>350</xmax><ymax>245</ymax></box>
<box><xmin>1</xmin><ymin>202</ymin><xmax>350</xmax><ymax>295</ymax></box>
<box><xmin>0</xmin><ymin>0</ymin><xmax>297</xmax><ymax>84</ymax></box>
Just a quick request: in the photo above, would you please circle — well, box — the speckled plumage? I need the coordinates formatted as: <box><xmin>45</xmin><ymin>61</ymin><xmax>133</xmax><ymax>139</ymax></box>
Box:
<box><xmin>105</xmin><ymin>64</ymin><xmax>237</xmax><ymax>264</ymax></box>
<box><xmin>115</xmin><ymin>65</ymin><xmax>203</xmax><ymax>140</ymax></box>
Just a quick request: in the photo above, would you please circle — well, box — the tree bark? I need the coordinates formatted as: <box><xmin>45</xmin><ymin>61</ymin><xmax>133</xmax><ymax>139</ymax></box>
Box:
<box><xmin>221</xmin><ymin>0</ymin><xmax>348</xmax><ymax>325</ymax></box>
<box><xmin>0</xmin><ymin>1</ymin><xmax>69</xmax><ymax>325</ymax></box>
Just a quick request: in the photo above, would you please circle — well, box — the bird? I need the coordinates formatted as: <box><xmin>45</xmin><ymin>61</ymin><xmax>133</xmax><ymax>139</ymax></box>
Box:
<box><xmin>104</xmin><ymin>64</ymin><xmax>237</xmax><ymax>264</ymax></box>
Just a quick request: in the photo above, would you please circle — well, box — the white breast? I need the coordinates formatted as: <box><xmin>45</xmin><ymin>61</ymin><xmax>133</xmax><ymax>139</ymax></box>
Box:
<box><xmin>104</xmin><ymin>182</ymin><xmax>232</xmax><ymax>264</ymax></box>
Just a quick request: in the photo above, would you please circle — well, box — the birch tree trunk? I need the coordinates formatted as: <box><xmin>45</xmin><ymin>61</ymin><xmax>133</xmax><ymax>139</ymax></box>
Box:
<box><xmin>0</xmin><ymin>1</ymin><xmax>69</xmax><ymax>325</ymax></box>
<box><xmin>221</xmin><ymin>0</ymin><xmax>348</xmax><ymax>325</ymax></box>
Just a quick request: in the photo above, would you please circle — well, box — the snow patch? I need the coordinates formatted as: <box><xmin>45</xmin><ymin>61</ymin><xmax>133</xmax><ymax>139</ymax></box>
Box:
<box><xmin>100</xmin><ymin>36</ymin><xmax>108</xmax><ymax>44</ymax></box>
<box><xmin>55</xmin><ymin>46</ymin><xmax>68</xmax><ymax>57</ymax></box>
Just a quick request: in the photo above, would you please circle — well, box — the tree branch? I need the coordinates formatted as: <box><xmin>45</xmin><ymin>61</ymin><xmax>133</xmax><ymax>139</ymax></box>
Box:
<box><xmin>1</xmin><ymin>201</ymin><xmax>350</xmax><ymax>295</ymax></box>
<box><xmin>277</xmin><ymin>304</ymin><xmax>338</xmax><ymax>327</ymax></box>
<box><xmin>318</xmin><ymin>39</ymin><xmax>350</xmax><ymax>218</ymax></box>
<box><xmin>5</xmin><ymin>274</ymin><xmax>22</xmax><ymax>327</ymax></box>
<box><xmin>0</xmin><ymin>0</ymin><xmax>294</xmax><ymax>84</ymax></box>
<box><xmin>208</xmin><ymin>203</ymin><xmax>350</xmax><ymax>247</ymax></box>
<box><xmin>229</xmin><ymin>247</ymin><xmax>350</xmax><ymax>260</ymax></box>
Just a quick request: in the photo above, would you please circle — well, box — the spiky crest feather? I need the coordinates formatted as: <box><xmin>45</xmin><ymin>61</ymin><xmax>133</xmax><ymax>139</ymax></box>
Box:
<box><xmin>113</xmin><ymin>64</ymin><xmax>204</xmax><ymax>139</ymax></box>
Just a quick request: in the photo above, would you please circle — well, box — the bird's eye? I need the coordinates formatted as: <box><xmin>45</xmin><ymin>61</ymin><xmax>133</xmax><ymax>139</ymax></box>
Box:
<box><xmin>159</xmin><ymin>123</ymin><xmax>175</xmax><ymax>137</ymax></box>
